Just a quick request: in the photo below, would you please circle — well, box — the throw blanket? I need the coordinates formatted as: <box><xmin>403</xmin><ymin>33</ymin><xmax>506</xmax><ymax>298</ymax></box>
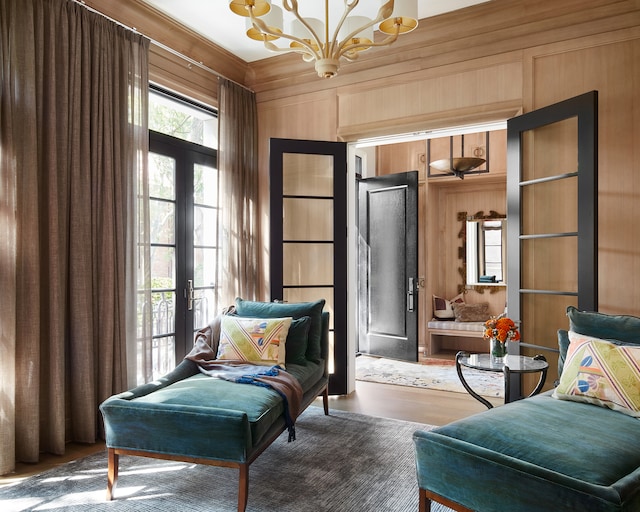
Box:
<box><xmin>185</xmin><ymin>313</ymin><xmax>303</xmax><ymax>442</ymax></box>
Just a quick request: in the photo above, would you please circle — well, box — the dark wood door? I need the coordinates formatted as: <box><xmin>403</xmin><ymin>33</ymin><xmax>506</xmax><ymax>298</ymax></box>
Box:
<box><xmin>357</xmin><ymin>171</ymin><xmax>419</xmax><ymax>362</ymax></box>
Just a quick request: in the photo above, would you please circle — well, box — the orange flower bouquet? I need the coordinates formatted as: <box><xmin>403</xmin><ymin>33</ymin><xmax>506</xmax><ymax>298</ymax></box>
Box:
<box><xmin>483</xmin><ymin>317</ymin><xmax>520</xmax><ymax>343</ymax></box>
<box><xmin>484</xmin><ymin>317</ymin><xmax>520</xmax><ymax>361</ymax></box>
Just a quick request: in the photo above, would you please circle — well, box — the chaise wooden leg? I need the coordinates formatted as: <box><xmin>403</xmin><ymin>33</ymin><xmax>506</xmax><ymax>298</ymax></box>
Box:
<box><xmin>322</xmin><ymin>387</ymin><xmax>329</xmax><ymax>415</ymax></box>
<box><xmin>106</xmin><ymin>448</ymin><xmax>119</xmax><ymax>501</ymax></box>
<box><xmin>238</xmin><ymin>464</ymin><xmax>249</xmax><ymax>512</ymax></box>
<box><xmin>419</xmin><ymin>488</ymin><xmax>431</xmax><ymax>512</ymax></box>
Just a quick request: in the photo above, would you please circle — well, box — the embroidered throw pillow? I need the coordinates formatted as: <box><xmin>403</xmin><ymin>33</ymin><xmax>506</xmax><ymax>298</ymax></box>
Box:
<box><xmin>216</xmin><ymin>316</ymin><xmax>292</xmax><ymax>367</ymax></box>
<box><xmin>433</xmin><ymin>293</ymin><xmax>465</xmax><ymax>319</ymax></box>
<box><xmin>553</xmin><ymin>331</ymin><xmax>640</xmax><ymax>417</ymax></box>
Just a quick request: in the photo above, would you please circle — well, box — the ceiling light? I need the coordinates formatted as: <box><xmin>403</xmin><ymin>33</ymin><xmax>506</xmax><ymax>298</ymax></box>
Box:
<box><xmin>229</xmin><ymin>0</ymin><xmax>419</xmax><ymax>79</ymax></box>
<box><xmin>429</xmin><ymin>157</ymin><xmax>486</xmax><ymax>180</ymax></box>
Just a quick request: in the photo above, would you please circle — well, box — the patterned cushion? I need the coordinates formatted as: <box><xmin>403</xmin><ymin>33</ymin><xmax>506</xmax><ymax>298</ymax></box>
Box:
<box><xmin>433</xmin><ymin>293</ymin><xmax>465</xmax><ymax>319</ymax></box>
<box><xmin>235</xmin><ymin>299</ymin><xmax>325</xmax><ymax>363</ymax></box>
<box><xmin>216</xmin><ymin>316</ymin><xmax>292</xmax><ymax>367</ymax></box>
<box><xmin>553</xmin><ymin>331</ymin><xmax>640</xmax><ymax>417</ymax></box>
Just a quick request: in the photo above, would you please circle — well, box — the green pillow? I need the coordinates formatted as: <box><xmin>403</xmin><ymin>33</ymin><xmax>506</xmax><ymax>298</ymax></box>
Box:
<box><xmin>557</xmin><ymin>329</ymin><xmax>570</xmax><ymax>377</ymax></box>
<box><xmin>235</xmin><ymin>298</ymin><xmax>326</xmax><ymax>363</ymax></box>
<box><xmin>567</xmin><ymin>306</ymin><xmax>640</xmax><ymax>345</ymax></box>
<box><xmin>286</xmin><ymin>316</ymin><xmax>310</xmax><ymax>366</ymax></box>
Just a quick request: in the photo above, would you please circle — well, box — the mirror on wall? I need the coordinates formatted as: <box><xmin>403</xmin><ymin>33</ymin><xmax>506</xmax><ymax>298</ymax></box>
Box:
<box><xmin>458</xmin><ymin>210</ymin><xmax>506</xmax><ymax>293</ymax></box>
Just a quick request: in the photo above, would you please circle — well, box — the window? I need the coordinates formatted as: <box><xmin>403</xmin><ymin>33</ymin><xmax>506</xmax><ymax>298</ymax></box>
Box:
<box><xmin>140</xmin><ymin>88</ymin><xmax>218</xmax><ymax>382</ymax></box>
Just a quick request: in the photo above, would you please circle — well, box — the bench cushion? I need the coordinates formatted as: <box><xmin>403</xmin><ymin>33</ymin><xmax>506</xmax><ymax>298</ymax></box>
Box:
<box><xmin>414</xmin><ymin>392</ymin><xmax>640</xmax><ymax>512</ymax></box>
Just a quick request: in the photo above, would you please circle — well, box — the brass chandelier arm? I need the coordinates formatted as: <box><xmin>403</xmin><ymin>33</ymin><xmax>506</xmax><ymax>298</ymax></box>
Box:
<box><xmin>338</xmin><ymin>25</ymin><xmax>400</xmax><ymax>60</ymax></box>
<box><xmin>249</xmin><ymin>6</ymin><xmax>320</xmax><ymax>60</ymax></box>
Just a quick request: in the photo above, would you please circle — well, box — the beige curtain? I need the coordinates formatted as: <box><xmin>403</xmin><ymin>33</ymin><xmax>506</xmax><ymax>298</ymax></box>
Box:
<box><xmin>0</xmin><ymin>0</ymin><xmax>149</xmax><ymax>473</ymax></box>
<box><xmin>218</xmin><ymin>78</ymin><xmax>259</xmax><ymax>304</ymax></box>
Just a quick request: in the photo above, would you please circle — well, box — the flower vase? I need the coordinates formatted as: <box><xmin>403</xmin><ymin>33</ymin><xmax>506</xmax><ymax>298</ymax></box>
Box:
<box><xmin>490</xmin><ymin>338</ymin><xmax>507</xmax><ymax>363</ymax></box>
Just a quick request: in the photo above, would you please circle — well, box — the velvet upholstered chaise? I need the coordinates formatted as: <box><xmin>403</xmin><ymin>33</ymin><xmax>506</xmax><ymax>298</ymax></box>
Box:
<box><xmin>100</xmin><ymin>299</ymin><xmax>330</xmax><ymax>512</ymax></box>
<box><xmin>414</xmin><ymin>307</ymin><xmax>640</xmax><ymax>512</ymax></box>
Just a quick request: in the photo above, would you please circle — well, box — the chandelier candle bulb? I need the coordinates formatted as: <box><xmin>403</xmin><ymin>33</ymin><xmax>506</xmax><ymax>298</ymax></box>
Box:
<box><xmin>228</xmin><ymin>0</ymin><xmax>419</xmax><ymax>78</ymax></box>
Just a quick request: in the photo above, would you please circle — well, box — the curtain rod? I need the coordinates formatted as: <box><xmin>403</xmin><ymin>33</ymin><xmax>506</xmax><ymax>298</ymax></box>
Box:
<box><xmin>73</xmin><ymin>0</ymin><xmax>254</xmax><ymax>94</ymax></box>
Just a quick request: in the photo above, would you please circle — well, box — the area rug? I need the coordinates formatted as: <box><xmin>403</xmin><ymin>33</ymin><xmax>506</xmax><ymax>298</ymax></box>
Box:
<box><xmin>356</xmin><ymin>355</ymin><xmax>504</xmax><ymax>398</ymax></box>
<box><xmin>0</xmin><ymin>407</ymin><xmax>455</xmax><ymax>512</ymax></box>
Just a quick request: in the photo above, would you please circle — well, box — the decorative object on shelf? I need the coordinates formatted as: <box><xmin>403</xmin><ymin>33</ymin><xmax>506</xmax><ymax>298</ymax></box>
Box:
<box><xmin>429</xmin><ymin>157</ymin><xmax>486</xmax><ymax>179</ymax></box>
<box><xmin>484</xmin><ymin>316</ymin><xmax>520</xmax><ymax>363</ymax></box>
<box><xmin>228</xmin><ymin>0</ymin><xmax>419</xmax><ymax>78</ymax></box>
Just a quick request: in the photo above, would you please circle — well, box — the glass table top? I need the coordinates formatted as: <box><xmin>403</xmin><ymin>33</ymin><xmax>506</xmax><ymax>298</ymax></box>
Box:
<box><xmin>458</xmin><ymin>353</ymin><xmax>549</xmax><ymax>373</ymax></box>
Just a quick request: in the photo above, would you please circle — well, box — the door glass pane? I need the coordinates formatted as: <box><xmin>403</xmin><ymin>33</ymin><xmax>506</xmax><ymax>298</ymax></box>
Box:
<box><xmin>283</xmin><ymin>153</ymin><xmax>333</xmax><ymax>196</ymax></box>
<box><xmin>194</xmin><ymin>205</ymin><xmax>217</xmax><ymax>246</ymax></box>
<box><xmin>194</xmin><ymin>163</ymin><xmax>218</xmax><ymax>206</ymax></box>
<box><xmin>150</xmin><ymin>199</ymin><xmax>175</xmax><ymax>244</ymax></box>
<box><xmin>193</xmin><ymin>288</ymin><xmax>216</xmax><ymax>330</ymax></box>
<box><xmin>194</xmin><ymin>247</ymin><xmax>217</xmax><ymax>288</ymax></box>
<box><xmin>152</xmin><ymin>291</ymin><xmax>175</xmax><ymax>336</ymax></box>
<box><xmin>521</xmin><ymin>176</ymin><xmax>577</xmax><ymax>236</ymax></box>
<box><xmin>149</xmin><ymin>154</ymin><xmax>176</xmax><ymax>200</ymax></box>
<box><xmin>522</xmin><ymin>118</ymin><xmax>577</xmax><ymax>181</ymax></box>
<box><xmin>283</xmin><ymin>198</ymin><xmax>333</xmax><ymax>241</ymax></box>
<box><xmin>283</xmin><ymin>243</ymin><xmax>333</xmax><ymax>286</ymax></box>
<box><xmin>521</xmin><ymin>237</ymin><xmax>578</xmax><ymax>291</ymax></box>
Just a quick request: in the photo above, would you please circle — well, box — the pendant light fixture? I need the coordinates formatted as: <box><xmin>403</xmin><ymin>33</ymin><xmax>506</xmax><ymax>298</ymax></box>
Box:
<box><xmin>229</xmin><ymin>0</ymin><xmax>419</xmax><ymax>78</ymax></box>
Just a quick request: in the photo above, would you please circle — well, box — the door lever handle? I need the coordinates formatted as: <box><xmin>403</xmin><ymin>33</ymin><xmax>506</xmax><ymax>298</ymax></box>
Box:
<box><xmin>187</xmin><ymin>279</ymin><xmax>194</xmax><ymax>311</ymax></box>
<box><xmin>407</xmin><ymin>277</ymin><xmax>414</xmax><ymax>312</ymax></box>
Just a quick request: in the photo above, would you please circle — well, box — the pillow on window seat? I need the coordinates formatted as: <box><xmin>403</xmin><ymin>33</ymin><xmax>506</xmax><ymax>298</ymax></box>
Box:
<box><xmin>432</xmin><ymin>293</ymin><xmax>465</xmax><ymax>319</ymax></box>
<box><xmin>452</xmin><ymin>302</ymin><xmax>489</xmax><ymax>322</ymax></box>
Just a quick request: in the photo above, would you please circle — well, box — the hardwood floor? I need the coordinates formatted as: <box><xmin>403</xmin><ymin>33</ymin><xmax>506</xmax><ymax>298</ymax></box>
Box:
<box><xmin>0</xmin><ymin>379</ymin><xmax>499</xmax><ymax>487</ymax></box>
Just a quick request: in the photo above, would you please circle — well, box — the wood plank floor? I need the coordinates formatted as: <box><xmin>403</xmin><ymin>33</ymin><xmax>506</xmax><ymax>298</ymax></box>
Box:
<box><xmin>0</xmin><ymin>379</ymin><xmax>500</xmax><ymax>486</ymax></box>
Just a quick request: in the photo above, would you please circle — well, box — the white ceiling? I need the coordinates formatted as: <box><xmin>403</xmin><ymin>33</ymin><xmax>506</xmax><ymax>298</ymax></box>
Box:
<box><xmin>140</xmin><ymin>0</ymin><xmax>489</xmax><ymax>62</ymax></box>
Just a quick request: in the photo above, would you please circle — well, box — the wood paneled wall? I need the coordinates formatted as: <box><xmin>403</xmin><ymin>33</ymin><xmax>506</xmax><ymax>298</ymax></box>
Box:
<box><xmin>95</xmin><ymin>0</ymin><xmax>640</xmax><ymax>322</ymax></box>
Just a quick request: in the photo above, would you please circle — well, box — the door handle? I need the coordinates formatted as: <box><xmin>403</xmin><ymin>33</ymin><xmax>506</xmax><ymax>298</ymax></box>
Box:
<box><xmin>407</xmin><ymin>277</ymin><xmax>414</xmax><ymax>312</ymax></box>
<box><xmin>187</xmin><ymin>279</ymin><xmax>194</xmax><ymax>311</ymax></box>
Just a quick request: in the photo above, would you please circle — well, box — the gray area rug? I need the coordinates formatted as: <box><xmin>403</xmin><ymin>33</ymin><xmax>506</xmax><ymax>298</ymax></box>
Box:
<box><xmin>0</xmin><ymin>407</ymin><xmax>454</xmax><ymax>512</ymax></box>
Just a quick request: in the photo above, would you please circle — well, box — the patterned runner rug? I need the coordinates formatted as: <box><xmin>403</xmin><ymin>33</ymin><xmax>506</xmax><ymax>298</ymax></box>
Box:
<box><xmin>356</xmin><ymin>354</ymin><xmax>504</xmax><ymax>398</ymax></box>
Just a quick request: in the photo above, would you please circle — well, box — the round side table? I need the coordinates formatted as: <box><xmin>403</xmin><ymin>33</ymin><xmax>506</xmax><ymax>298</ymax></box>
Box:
<box><xmin>455</xmin><ymin>351</ymin><xmax>549</xmax><ymax>409</ymax></box>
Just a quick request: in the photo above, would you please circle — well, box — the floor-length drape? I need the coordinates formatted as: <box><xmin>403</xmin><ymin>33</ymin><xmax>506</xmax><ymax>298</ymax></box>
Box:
<box><xmin>0</xmin><ymin>0</ymin><xmax>149</xmax><ymax>474</ymax></box>
<box><xmin>218</xmin><ymin>78</ymin><xmax>259</xmax><ymax>305</ymax></box>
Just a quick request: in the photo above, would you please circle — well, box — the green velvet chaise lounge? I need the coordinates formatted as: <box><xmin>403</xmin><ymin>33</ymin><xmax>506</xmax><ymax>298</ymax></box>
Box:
<box><xmin>100</xmin><ymin>299</ymin><xmax>330</xmax><ymax>512</ymax></box>
<box><xmin>413</xmin><ymin>307</ymin><xmax>640</xmax><ymax>511</ymax></box>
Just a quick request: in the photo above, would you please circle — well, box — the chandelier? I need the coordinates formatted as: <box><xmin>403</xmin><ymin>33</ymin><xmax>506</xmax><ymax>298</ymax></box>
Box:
<box><xmin>229</xmin><ymin>0</ymin><xmax>419</xmax><ymax>78</ymax></box>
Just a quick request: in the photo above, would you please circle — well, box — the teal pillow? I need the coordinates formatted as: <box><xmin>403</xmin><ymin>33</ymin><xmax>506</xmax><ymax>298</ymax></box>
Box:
<box><xmin>235</xmin><ymin>298</ymin><xmax>326</xmax><ymax>363</ymax></box>
<box><xmin>567</xmin><ymin>306</ymin><xmax>640</xmax><ymax>345</ymax></box>
<box><xmin>557</xmin><ymin>329</ymin><xmax>570</xmax><ymax>377</ymax></box>
<box><xmin>285</xmin><ymin>316</ymin><xmax>310</xmax><ymax>366</ymax></box>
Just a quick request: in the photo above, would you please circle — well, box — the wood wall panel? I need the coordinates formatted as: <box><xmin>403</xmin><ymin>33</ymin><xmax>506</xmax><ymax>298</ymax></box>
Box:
<box><xmin>336</xmin><ymin>59</ymin><xmax>523</xmax><ymax>141</ymax></box>
<box><xmin>256</xmin><ymin>91</ymin><xmax>338</xmax><ymax>298</ymax></box>
<box><xmin>525</xmin><ymin>29</ymin><xmax>640</xmax><ymax>316</ymax></box>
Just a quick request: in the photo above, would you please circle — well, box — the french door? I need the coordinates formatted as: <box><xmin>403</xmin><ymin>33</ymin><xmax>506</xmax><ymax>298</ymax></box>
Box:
<box><xmin>507</xmin><ymin>91</ymin><xmax>598</xmax><ymax>392</ymax></box>
<box><xmin>147</xmin><ymin>131</ymin><xmax>218</xmax><ymax>378</ymax></box>
<box><xmin>269</xmin><ymin>138</ymin><xmax>347</xmax><ymax>395</ymax></box>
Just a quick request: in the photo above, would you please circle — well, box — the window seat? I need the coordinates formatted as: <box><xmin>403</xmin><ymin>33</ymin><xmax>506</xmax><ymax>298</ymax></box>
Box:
<box><xmin>426</xmin><ymin>320</ymin><xmax>485</xmax><ymax>357</ymax></box>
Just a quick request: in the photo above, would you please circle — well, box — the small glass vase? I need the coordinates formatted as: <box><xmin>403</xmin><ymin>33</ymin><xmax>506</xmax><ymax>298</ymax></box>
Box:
<box><xmin>490</xmin><ymin>338</ymin><xmax>507</xmax><ymax>363</ymax></box>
